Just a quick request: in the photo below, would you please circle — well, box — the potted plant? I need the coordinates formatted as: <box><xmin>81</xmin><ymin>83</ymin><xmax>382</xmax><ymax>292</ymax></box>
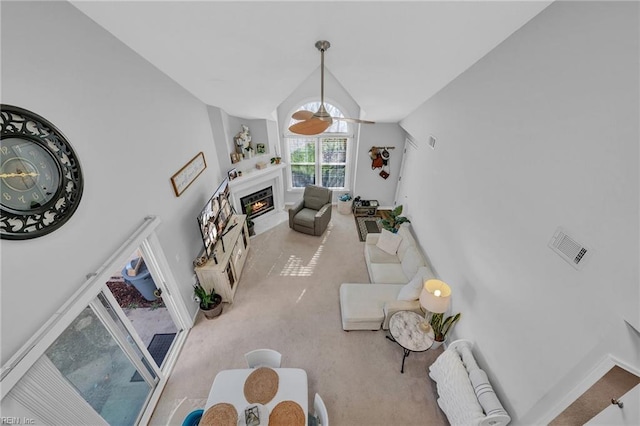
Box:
<box><xmin>381</xmin><ymin>205</ymin><xmax>411</xmax><ymax>233</ymax></box>
<box><xmin>270</xmin><ymin>156</ymin><xmax>282</xmax><ymax>165</ymax></box>
<box><xmin>193</xmin><ymin>282</ymin><xmax>223</xmax><ymax>319</ymax></box>
<box><xmin>430</xmin><ymin>312</ymin><xmax>461</xmax><ymax>348</ymax></box>
<box><xmin>244</xmin><ymin>204</ymin><xmax>255</xmax><ymax>236</ymax></box>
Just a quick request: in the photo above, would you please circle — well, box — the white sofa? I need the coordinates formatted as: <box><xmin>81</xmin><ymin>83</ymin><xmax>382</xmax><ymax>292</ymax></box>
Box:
<box><xmin>364</xmin><ymin>224</ymin><xmax>426</xmax><ymax>284</ymax></box>
<box><xmin>429</xmin><ymin>340</ymin><xmax>511</xmax><ymax>426</ymax></box>
<box><xmin>339</xmin><ymin>224</ymin><xmax>436</xmax><ymax>330</ymax></box>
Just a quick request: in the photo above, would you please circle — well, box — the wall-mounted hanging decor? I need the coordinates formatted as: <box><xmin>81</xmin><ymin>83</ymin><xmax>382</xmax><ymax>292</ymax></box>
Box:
<box><xmin>170</xmin><ymin>151</ymin><xmax>206</xmax><ymax>197</ymax></box>
<box><xmin>0</xmin><ymin>104</ymin><xmax>84</xmax><ymax>240</ymax></box>
<box><xmin>368</xmin><ymin>146</ymin><xmax>395</xmax><ymax>179</ymax></box>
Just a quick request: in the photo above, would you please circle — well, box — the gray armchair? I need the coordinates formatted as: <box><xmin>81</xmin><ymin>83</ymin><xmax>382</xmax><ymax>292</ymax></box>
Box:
<box><xmin>289</xmin><ymin>185</ymin><xmax>333</xmax><ymax>236</ymax></box>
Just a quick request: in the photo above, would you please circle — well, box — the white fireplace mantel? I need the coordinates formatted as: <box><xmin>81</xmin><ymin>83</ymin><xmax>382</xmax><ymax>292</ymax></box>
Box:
<box><xmin>228</xmin><ymin>162</ymin><xmax>286</xmax><ymax>226</ymax></box>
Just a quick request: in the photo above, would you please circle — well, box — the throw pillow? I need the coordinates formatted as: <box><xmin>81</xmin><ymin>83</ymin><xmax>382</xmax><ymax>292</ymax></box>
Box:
<box><xmin>397</xmin><ymin>266</ymin><xmax>430</xmax><ymax>301</ymax></box>
<box><xmin>376</xmin><ymin>229</ymin><xmax>403</xmax><ymax>255</ymax></box>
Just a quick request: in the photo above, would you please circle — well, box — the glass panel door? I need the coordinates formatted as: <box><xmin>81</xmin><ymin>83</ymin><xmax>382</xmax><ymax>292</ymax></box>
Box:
<box><xmin>44</xmin><ymin>301</ymin><xmax>155</xmax><ymax>425</ymax></box>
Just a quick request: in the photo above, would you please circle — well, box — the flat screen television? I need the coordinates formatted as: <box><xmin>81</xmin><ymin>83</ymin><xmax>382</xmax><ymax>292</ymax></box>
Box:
<box><xmin>197</xmin><ymin>177</ymin><xmax>233</xmax><ymax>259</ymax></box>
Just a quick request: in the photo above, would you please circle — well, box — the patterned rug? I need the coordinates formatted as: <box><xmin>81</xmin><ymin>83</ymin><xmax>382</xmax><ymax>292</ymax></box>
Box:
<box><xmin>355</xmin><ymin>215</ymin><xmax>382</xmax><ymax>242</ymax></box>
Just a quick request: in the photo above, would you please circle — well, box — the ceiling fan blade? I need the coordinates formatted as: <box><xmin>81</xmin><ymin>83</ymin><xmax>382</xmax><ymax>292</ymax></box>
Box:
<box><xmin>288</xmin><ymin>118</ymin><xmax>332</xmax><ymax>135</ymax></box>
<box><xmin>334</xmin><ymin>117</ymin><xmax>376</xmax><ymax>124</ymax></box>
<box><xmin>292</xmin><ymin>110</ymin><xmax>314</xmax><ymax>120</ymax></box>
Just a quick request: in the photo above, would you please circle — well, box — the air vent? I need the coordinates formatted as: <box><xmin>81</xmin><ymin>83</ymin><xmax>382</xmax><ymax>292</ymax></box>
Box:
<box><xmin>428</xmin><ymin>135</ymin><xmax>436</xmax><ymax>149</ymax></box>
<box><xmin>548</xmin><ymin>227</ymin><xmax>591</xmax><ymax>270</ymax></box>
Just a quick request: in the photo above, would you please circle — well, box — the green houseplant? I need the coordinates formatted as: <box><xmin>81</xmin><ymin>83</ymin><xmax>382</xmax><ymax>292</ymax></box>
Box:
<box><xmin>270</xmin><ymin>156</ymin><xmax>281</xmax><ymax>165</ymax></box>
<box><xmin>430</xmin><ymin>312</ymin><xmax>461</xmax><ymax>345</ymax></box>
<box><xmin>381</xmin><ymin>205</ymin><xmax>411</xmax><ymax>233</ymax></box>
<box><xmin>193</xmin><ymin>282</ymin><xmax>222</xmax><ymax>319</ymax></box>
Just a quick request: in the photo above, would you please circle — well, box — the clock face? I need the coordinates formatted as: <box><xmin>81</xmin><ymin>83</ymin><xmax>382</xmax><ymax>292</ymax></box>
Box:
<box><xmin>1</xmin><ymin>137</ymin><xmax>62</xmax><ymax>211</ymax></box>
<box><xmin>0</xmin><ymin>105</ymin><xmax>83</xmax><ymax>239</ymax></box>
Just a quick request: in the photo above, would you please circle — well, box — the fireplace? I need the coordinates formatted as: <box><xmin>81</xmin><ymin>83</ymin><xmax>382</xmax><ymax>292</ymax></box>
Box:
<box><xmin>240</xmin><ymin>187</ymin><xmax>274</xmax><ymax>219</ymax></box>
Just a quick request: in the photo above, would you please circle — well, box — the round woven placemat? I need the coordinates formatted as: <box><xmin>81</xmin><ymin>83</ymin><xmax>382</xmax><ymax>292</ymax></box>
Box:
<box><xmin>200</xmin><ymin>402</ymin><xmax>238</xmax><ymax>426</ymax></box>
<box><xmin>269</xmin><ymin>400</ymin><xmax>305</xmax><ymax>426</ymax></box>
<box><xmin>243</xmin><ymin>367</ymin><xmax>279</xmax><ymax>404</ymax></box>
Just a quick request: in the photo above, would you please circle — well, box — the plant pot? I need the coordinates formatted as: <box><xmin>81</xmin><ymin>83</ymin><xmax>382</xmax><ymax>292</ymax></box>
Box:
<box><xmin>201</xmin><ymin>295</ymin><xmax>223</xmax><ymax>319</ymax></box>
<box><xmin>248</xmin><ymin>224</ymin><xmax>255</xmax><ymax>236</ymax></box>
<box><xmin>431</xmin><ymin>339</ymin><xmax>445</xmax><ymax>350</ymax></box>
<box><xmin>201</xmin><ymin>303</ymin><xmax>223</xmax><ymax>319</ymax></box>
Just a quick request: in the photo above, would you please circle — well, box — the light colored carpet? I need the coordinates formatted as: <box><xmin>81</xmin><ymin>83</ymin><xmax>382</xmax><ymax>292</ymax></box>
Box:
<box><xmin>150</xmin><ymin>207</ymin><xmax>448</xmax><ymax>425</ymax></box>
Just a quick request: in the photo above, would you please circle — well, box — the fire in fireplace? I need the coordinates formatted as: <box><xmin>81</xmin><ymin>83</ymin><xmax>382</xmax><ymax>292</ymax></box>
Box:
<box><xmin>240</xmin><ymin>187</ymin><xmax>274</xmax><ymax>220</ymax></box>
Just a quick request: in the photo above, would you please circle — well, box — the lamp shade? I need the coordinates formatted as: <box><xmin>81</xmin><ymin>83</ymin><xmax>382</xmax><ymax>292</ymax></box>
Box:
<box><xmin>419</xmin><ymin>279</ymin><xmax>451</xmax><ymax>314</ymax></box>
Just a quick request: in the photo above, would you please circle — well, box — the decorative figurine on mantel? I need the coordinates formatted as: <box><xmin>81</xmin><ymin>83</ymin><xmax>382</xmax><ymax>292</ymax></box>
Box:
<box><xmin>234</xmin><ymin>124</ymin><xmax>252</xmax><ymax>156</ymax></box>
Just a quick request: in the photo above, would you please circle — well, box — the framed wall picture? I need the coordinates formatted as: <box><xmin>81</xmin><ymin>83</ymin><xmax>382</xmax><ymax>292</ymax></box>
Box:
<box><xmin>228</xmin><ymin>168</ymin><xmax>238</xmax><ymax>181</ymax></box>
<box><xmin>171</xmin><ymin>151</ymin><xmax>207</xmax><ymax>197</ymax></box>
<box><xmin>256</xmin><ymin>143</ymin><xmax>266</xmax><ymax>154</ymax></box>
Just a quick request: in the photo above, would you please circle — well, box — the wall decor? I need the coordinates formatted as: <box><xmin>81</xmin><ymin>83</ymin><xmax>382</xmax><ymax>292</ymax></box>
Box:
<box><xmin>230</xmin><ymin>152</ymin><xmax>240</xmax><ymax>164</ymax></box>
<box><xmin>234</xmin><ymin>124</ymin><xmax>251</xmax><ymax>154</ymax></box>
<box><xmin>171</xmin><ymin>151</ymin><xmax>207</xmax><ymax>197</ymax></box>
<box><xmin>256</xmin><ymin>143</ymin><xmax>266</xmax><ymax>154</ymax></box>
<box><xmin>368</xmin><ymin>146</ymin><xmax>395</xmax><ymax>179</ymax></box>
<box><xmin>0</xmin><ymin>104</ymin><xmax>84</xmax><ymax>240</ymax></box>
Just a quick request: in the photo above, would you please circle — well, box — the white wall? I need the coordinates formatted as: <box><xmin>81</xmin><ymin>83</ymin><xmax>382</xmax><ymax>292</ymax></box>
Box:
<box><xmin>355</xmin><ymin>124</ymin><xmax>406</xmax><ymax>206</ymax></box>
<box><xmin>400</xmin><ymin>1</ymin><xmax>639</xmax><ymax>423</ymax></box>
<box><xmin>1</xmin><ymin>2</ymin><xmax>222</xmax><ymax>364</ymax></box>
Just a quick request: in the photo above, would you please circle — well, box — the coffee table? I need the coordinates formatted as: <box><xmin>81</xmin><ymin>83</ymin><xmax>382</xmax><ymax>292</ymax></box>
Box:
<box><xmin>386</xmin><ymin>310</ymin><xmax>434</xmax><ymax>373</ymax></box>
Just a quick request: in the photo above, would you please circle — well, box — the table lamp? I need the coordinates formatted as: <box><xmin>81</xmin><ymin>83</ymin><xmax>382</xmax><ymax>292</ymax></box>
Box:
<box><xmin>418</xmin><ymin>279</ymin><xmax>451</xmax><ymax>332</ymax></box>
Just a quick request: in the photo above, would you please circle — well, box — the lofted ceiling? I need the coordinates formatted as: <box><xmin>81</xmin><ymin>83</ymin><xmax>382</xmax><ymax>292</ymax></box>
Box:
<box><xmin>71</xmin><ymin>1</ymin><xmax>553</xmax><ymax>123</ymax></box>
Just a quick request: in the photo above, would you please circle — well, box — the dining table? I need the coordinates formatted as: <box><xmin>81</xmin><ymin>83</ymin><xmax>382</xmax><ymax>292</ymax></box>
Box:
<box><xmin>204</xmin><ymin>367</ymin><xmax>308</xmax><ymax>425</ymax></box>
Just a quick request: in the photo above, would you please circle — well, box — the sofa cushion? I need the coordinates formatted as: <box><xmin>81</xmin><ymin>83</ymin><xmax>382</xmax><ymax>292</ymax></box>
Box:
<box><xmin>400</xmin><ymin>246</ymin><xmax>425</xmax><ymax>279</ymax></box>
<box><xmin>376</xmin><ymin>229</ymin><xmax>403</xmax><ymax>255</ymax></box>
<box><xmin>366</xmin><ymin>244</ymin><xmax>402</xmax><ymax>264</ymax></box>
<box><xmin>397</xmin><ymin>266</ymin><xmax>433</xmax><ymax>301</ymax></box>
<box><xmin>292</xmin><ymin>208</ymin><xmax>318</xmax><ymax>227</ymax></box>
<box><xmin>396</xmin><ymin>225</ymin><xmax>417</xmax><ymax>260</ymax></box>
<box><xmin>369</xmin><ymin>263</ymin><xmax>408</xmax><ymax>284</ymax></box>
<box><xmin>339</xmin><ymin>283</ymin><xmax>404</xmax><ymax>329</ymax></box>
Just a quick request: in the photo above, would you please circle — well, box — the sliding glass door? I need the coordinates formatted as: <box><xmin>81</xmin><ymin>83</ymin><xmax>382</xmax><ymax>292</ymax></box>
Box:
<box><xmin>43</xmin><ymin>293</ymin><xmax>158</xmax><ymax>425</ymax></box>
<box><xmin>2</xmin><ymin>217</ymin><xmax>191</xmax><ymax>425</ymax></box>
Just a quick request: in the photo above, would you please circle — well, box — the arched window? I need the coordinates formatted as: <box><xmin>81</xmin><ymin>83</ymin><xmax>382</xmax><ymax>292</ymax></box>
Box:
<box><xmin>285</xmin><ymin>102</ymin><xmax>351</xmax><ymax>189</ymax></box>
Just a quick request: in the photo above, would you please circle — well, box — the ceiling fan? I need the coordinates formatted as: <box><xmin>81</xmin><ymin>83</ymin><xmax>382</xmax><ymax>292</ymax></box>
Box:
<box><xmin>288</xmin><ymin>40</ymin><xmax>375</xmax><ymax>135</ymax></box>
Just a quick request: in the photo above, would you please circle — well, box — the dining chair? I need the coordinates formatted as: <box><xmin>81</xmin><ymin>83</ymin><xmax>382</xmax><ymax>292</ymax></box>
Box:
<box><xmin>244</xmin><ymin>348</ymin><xmax>282</xmax><ymax>368</ymax></box>
<box><xmin>314</xmin><ymin>393</ymin><xmax>329</xmax><ymax>426</ymax></box>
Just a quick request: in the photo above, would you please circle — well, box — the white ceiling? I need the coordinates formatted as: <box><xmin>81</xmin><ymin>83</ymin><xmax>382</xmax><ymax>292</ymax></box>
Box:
<box><xmin>71</xmin><ymin>1</ymin><xmax>553</xmax><ymax>123</ymax></box>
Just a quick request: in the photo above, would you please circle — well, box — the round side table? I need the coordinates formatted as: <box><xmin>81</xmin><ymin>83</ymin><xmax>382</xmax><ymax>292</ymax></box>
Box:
<box><xmin>386</xmin><ymin>310</ymin><xmax>434</xmax><ymax>373</ymax></box>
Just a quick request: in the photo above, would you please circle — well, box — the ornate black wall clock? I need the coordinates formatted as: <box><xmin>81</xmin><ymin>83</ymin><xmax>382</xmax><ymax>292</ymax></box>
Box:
<box><xmin>0</xmin><ymin>105</ymin><xmax>83</xmax><ymax>239</ymax></box>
